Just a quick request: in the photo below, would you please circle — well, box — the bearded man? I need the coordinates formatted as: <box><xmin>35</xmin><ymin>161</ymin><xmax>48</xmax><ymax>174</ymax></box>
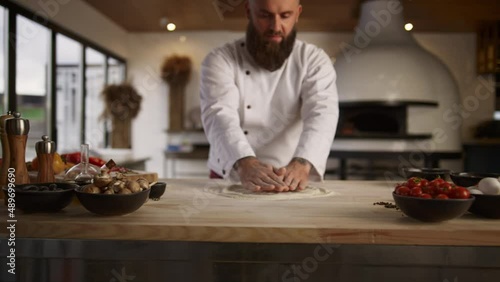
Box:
<box><xmin>200</xmin><ymin>0</ymin><xmax>339</xmax><ymax>192</ymax></box>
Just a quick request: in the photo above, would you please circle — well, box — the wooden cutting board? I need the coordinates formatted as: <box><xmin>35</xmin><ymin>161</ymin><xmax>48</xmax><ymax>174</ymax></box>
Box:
<box><xmin>118</xmin><ymin>171</ymin><xmax>158</xmax><ymax>184</ymax></box>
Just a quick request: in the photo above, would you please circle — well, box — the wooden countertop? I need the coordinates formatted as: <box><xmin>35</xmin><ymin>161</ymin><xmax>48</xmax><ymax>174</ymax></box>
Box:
<box><xmin>2</xmin><ymin>179</ymin><xmax>500</xmax><ymax>246</ymax></box>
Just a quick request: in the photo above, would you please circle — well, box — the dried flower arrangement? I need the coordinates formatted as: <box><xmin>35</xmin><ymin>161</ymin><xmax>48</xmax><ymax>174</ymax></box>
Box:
<box><xmin>101</xmin><ymin>83</ymin><xmax>143</xmax><ymax>148</ymax></box>
<box><xmin>161</xmin><ymin>55</ymin><xmax>192</xmax><ymax>87</ymax></box>
<box><xmin>161</xmin><ymin>55</ymin><xmax>192</xmax><ymax>131</ymax></box>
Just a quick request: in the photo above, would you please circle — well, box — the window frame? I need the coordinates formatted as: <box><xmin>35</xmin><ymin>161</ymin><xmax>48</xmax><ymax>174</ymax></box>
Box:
<box><xmin>0</xmin><ymin>1</ymin><xmax>127</xmax><ymax>148</ymax></box>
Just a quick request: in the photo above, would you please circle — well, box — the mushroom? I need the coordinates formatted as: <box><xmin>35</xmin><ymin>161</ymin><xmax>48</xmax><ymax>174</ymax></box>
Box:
<box><xmin>94</xmin><ymin>171</ymin><xmax>113</xmax><ymax>188</ymax></box>
<box><xmin>111</xmin><ymin>180</ymin><xmax>126</xmax><ymax>193</ymax></box>
<box><xmin>103</xmin><ymin>189</ymin><xmax>114</xmax><ymax>195</ymax></box>
<box><xmin>115</xmin><ymin>173</ymin><xmax>125</xmax><ymax>181</ymax></box>
<box><xmin>126</xmin><ymin>180</ymin><xmax>142</xmax><ymax>193</ymax></box>
<box><xmin>118</xmin><ymin>188</ymin><xmax>132</xmax><ymax>194</ymax></box>
<box><xmin>83</xmin><ymin>185</ymin><xmax>100</xmax><ymax>194</ymax></box>
<box><xmin>136</xmin><ymin>178</ymin><xmax>149</xmax><ymax>191</ymax></box>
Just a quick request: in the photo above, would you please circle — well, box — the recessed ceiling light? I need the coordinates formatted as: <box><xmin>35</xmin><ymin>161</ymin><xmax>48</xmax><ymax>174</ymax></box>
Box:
<box><xmin>167</xmin><ymin>23</ymin><xmax>176</xmax><ymax>31</ymax></box>
<box><xmin>404</xmin><ymin>23</ymin><xmax>414</xmax><ymax>31</ymax></box>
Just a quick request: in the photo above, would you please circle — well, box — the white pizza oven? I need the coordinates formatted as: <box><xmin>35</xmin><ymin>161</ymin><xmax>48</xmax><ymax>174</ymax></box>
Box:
<box><xmin>332</xmin><ymin>0</ymin><xmax>461</xmax><ymax>153</ymax></box>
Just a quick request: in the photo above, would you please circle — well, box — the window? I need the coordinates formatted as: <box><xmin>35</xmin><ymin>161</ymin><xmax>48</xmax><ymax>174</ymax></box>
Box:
<box><xmin>0</xmin><ymin>6</ymin><xmax>5</xmax><ymax>112</ymax></box>
<box><xmin>0</xmin><ymin>1</ymin><xmax>126</xmax><ymax>154</ymax></box>
<box><xmin>56</xmin><ymin>33</ymin><xmax>82</xmax><ymax>152</ymax></box>
<box><xmin>85</xmin><ymin>47</ymin><xmax>106</xmax><ymax>148</ymax></box>
<box><xmin>108</xmin><ymin>57</ymin><xmax>125</xmax><ymax>84</ymax></box>
<box><xmin>16</xmin><ymin>15</ymin><xmax>50</xmax><ymax>159</ymax></box>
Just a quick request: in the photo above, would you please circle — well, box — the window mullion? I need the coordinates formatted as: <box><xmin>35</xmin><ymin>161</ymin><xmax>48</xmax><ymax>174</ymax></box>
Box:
<box><xmin>6</xmin><ymin>8</ymin><xmax>16</xmax><ymax>112</ymax></box>
<box><xmin>48</xmin><ymin>30</ymin><xmax>56</xmax><ymax>141</ymax></box>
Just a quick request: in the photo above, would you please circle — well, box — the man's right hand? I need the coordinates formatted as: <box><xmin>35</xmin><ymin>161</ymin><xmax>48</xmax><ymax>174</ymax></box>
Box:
<box><xmin>235</xmin><ymin>157</ymin><xmax>289</xmax><ymax>192</ymax></box>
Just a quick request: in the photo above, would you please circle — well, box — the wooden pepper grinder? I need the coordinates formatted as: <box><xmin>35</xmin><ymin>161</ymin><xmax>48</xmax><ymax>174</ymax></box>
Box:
<box><xmin>0</xmin><ymin>111</ymin><xmax>13</xmax><ymax>187</ymax></box>
<box><xmin>5</xmin><ymin>112</ymin><xmax>30</xmax><ymax>184</ymax></box>
<box><xmin>35</xmin><ymin>135</ymin><xmax>55</xmax><ymax>183</ymax></box>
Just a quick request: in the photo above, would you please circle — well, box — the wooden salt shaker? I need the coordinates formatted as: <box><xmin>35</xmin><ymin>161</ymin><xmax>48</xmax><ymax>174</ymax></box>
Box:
<box><xmin>0</xmin><ymin>111</ymin><xmax>13</xmax><ymax>187</ymax></box>
<box><xmin>35</xmin><ymin>135</ymin><xmax>56</xmax><ymax>183</ymax></box>
<box><xmin>5</xmin><ymin>112</ymin><xmax>30</xmax><ymax>184</ymax></box>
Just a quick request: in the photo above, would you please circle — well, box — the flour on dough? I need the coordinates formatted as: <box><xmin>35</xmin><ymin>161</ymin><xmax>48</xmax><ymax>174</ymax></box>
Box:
<box><xmin>207</xmin><ymin>184</ymin><xmax>336</xmax><ymax>200</ymax></box>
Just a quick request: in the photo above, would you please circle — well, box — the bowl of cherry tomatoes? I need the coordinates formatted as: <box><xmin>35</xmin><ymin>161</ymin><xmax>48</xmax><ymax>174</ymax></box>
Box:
<box><xmin>392</xmin><ymin>177</ymin><xmax>475</xmax><ymax>222</ymax></box>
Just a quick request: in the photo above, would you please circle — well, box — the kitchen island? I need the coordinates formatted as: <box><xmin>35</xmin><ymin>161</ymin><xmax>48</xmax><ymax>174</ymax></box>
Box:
<box><xmin>1</xmin><ymin>179</ymin><xmax>499</xmax><ymax>282</ymax></box>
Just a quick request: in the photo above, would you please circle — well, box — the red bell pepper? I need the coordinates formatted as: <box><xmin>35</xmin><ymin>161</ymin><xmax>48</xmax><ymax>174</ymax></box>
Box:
<box><xmin>62</xmin><ymin>153</ymin><xmax>105</xmax><ymax>167</ymax></box>
<box><xmin>61</xmin><ymin>152</ymin><xmax>81</xmax><ymax>164</ymax></box>
<box><xmin>89</xmin><ymin>157</ymin><xmax>106</xmax><ymax>167</ymax></box>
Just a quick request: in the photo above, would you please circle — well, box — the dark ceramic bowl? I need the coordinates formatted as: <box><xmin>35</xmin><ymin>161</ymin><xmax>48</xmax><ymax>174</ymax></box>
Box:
<box><xmin>393</xmin><ymin>192</ymin><xmax>475</xmax><ymax>222</ymax></box>
<box><xmin>450</xmin><ymin>172</ymin><xmax>500</xmax><ymax>188</ymax></box>
<box><xmin>149</xmin><ymin>182</ymin><xmax>166</xmax><ymax>200</ymax></box>
<box><xmin>2</xmin><ymin>183</ymin><xmax>77</xmax><ymax>212</ymax></box>
<box><xmin>75</xmin><ymin>185</ymin><xmax>150</xmax><ymax>216</ymax></box>
<box><xmin>402</xmin><ymin>168</ymin><xmax>450</xmax><ymax>181</ymax></box>
<box><xmin>468</xmin><ymin>194</ymin><xmax>500</xmax><ymax>219</ymax></box>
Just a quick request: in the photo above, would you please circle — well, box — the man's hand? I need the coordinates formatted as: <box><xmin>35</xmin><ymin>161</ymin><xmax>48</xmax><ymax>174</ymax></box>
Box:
<box><xmin>282</xmin><ymin>157</ymin><xmax>311</xmax><ymax>191</ymax></box>
<box><xmin>235</xmin><ymin>157</ymin><xmax>288</xmax><ymax>192</ymax></box>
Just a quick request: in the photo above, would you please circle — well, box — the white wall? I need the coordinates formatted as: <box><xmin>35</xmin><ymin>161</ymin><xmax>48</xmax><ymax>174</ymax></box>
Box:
<box><xmin>16</xmin><ymin>0</ymin><xmax>128</xmax><ymax>58</ymax></box>
<box><xmin>414</xmin><ymin>33</ymin><xmax>495</xmax><ymax>140</ymax></box>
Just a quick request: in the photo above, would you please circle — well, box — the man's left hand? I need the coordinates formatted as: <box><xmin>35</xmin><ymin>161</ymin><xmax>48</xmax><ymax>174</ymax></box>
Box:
<box><xmin>280</xmin><ymin>157</ymin><xmax>311</xmax><ymax>191</ymax></box>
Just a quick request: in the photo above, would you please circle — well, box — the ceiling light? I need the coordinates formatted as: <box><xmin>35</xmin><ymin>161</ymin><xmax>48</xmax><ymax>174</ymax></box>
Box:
<box><xmin>404</xmin><ymin>23</ymin><xmax>413</xmax><ymax>31</ymax></box>
<box><xmin>167</xmin><ymin>23</ymin><xmax>176</xmax><ymax>31</ymax></box>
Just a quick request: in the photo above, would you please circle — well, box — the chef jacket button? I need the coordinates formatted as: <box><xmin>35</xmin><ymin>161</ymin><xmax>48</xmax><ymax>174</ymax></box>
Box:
<box><xmin>222</xmin><ymin>169</ymin><xmax>226</xmax><ymax>175</ymax></box>
<box><xmin>240</xmin><ymin>42</ymin><xmax>245</xmax><ymax>47</ymax></box>
<box><xmin>244</xmin><ymin>131</ymin><xmax>248</xmax><ymax>135</ymax></box>
<box><xmin>246</xmin><ymin>105</ymin><xmax>251</xmax><ymax>109</ymax></box>
<box><xmin>217</xmin><ymin>158</ymin><xmax>220</xmax><ymax>163</ymax></box>
<box><xmin>246</xmin><ymin>70</ymin><xmax>250</xmax><ymax>75</ymax></box>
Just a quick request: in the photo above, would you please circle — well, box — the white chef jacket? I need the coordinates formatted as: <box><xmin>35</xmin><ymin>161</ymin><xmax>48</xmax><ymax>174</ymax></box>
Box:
<box><xmin>200</xmin><ymin>38</ymin><xmax>339</xmax><ymax>181</ymax></box>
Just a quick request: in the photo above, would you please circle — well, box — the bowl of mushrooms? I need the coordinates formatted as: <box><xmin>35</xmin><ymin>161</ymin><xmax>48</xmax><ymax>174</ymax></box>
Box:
<box><xmin>75</xmin><ymin>171</ymin><xmax>151</xmax><ymax>216</ymax></box>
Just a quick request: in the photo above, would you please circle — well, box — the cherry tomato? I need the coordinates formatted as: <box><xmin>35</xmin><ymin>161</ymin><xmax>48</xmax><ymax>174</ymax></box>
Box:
<box><xmin>449</xmin><ymin>187</ymin><xmax>471</xmax><ymax>199</ymax></box>
<box><xmin>407</xmin><ymin>177</ymin><xmax>423</xmax><ymax>188</ymax></box>
<box><xmin>430</xmin><ymin>178</ymin><xmax>445</xmax><ymax>186</ymax></box>
<box><xmin>435</xmin><ymin>194</ymin><xmax>449</xmax><ymax>200</ymax></box>
<box><xmin>409</xmin><ymin>187</ymin><xmax>423</xmax><ymax>197</ymax></box>
<box><xmin>423</xmin><ymin>182</ymin><xmax>439</xmax><ymax>196</ymax></box>
<box><xmin>396</xmin><ymin>186</ymin><xmax>411</xmax><ymax>196</ymax></box>
<box><xmin>421</xmin><ymin>185</ymin><xmax>433</xmax><ymax>195</ymax></box>
<box><xmin>420</xmin><ymin>179</ymin><xmax>429</xmax><ymax>187</ymax></box>
<box><xmin>420</xmin><ymin>193</ymin><xmax>432</xmax><ymax>199</ymax></box>
<box><xmin>437</xmin><ymin>182</ymin><xmax>453</xmax><ymax>195</ymax></box>
<box><xmin>428</xmin><ymin>181</ymin><xmax>439</xmax><ymax>190</ymax></box>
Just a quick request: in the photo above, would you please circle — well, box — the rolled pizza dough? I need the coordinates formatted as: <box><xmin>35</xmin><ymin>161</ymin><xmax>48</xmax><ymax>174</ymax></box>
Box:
<box><xmin>207</xmin><ymin>184</ymin><xmax>336</xmax><ymax>200</ymax></box>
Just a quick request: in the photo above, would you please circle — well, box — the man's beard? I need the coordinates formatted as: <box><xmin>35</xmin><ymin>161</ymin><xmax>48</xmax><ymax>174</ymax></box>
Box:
<box><xmin>246</xmin><ymin>22</ymin><xmax>297</xmax><ymax>72</ymax></box>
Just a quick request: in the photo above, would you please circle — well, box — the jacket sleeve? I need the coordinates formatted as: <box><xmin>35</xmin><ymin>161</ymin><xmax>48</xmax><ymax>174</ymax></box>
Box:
<box><xmin>294</xmin><ymin>48</ymin><xmax>339</xmax><ymax>181</ymax></box>
<box><xmin>200</xmin><ymin>49</ymin><xmax>255</xmax><ymax>178</ymax></box>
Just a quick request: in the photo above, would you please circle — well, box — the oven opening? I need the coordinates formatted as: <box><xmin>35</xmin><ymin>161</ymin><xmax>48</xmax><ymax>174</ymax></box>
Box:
<box><xmin>350</xmin><ymin>112</ymin><xmax>400</xmax><ymax>134</ymax></box>
<box><xmin>338</xmin><ymin>104</ymin><xmax>406</xmax><ymax>138</ymax></box>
